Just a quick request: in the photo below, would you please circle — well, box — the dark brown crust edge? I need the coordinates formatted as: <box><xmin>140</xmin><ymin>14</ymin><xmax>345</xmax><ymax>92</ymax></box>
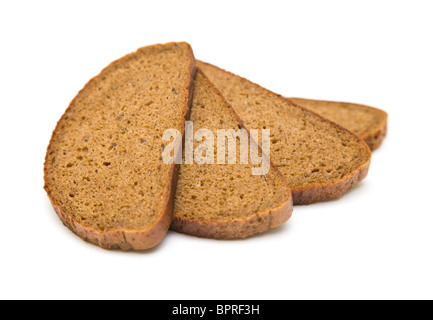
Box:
<box><xmin>44</xmin><ymin>42</ymin><xmax>197</xmax><ymax>250</ymax></box>
<box><xmin>171</xmin><ymin>195</ymin><xmax>293</xmax><ymax>240</ymax></box>
<box><xmin>360</xmin><ymin>115</ymin><xmax>388</xmax><ymax>151</ymax></box>
<box><xmin>288</xmin><ymin>98</ymin><xmax>388</xmax><ymax>151</ymax></box>
<box><xmin>286</xmin><ymin>99</ymin><xmax>372</xmax><ymax>205</ymax></box>
<box><xmin>198</xmin><ymin>61</ymin><xmax>372</xmax><ymax>206</ymax></box>
<box><xmin>170</xmin><ymin>69</ymin><xmax>294</xmax><ymax>239</ymax></box>
<box><xmin>290</xmin><ymin>159</ymin><xmax>370</xmax><ymax>205</ymax></box>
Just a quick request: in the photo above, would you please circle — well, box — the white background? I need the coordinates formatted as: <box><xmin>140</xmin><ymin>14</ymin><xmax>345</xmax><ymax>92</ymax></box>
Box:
<box><xmin>1</xmin><ymin>0</ymin><xmax>432</xmax><ymax>300</ymax></box>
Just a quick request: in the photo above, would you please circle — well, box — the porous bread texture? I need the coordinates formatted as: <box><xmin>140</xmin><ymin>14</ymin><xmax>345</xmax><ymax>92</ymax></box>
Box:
<box><xmin>289</xmin><ymin>98</ymin><xmax>388</xmax><ymax>151</ymax></box>
<box><xmin>197</xmin><ymin>61</ymin><xmax>372</xmax><ymax>205</ymax></box>
<box><xmin>171</xmin><ymin>70</ymin><xmax>293</xmax><ymax>239</ymax></box>
<box><xmin>44</xmin><ymin>42</ymin><xmax>196</xmax><ymax>250</ymax></box>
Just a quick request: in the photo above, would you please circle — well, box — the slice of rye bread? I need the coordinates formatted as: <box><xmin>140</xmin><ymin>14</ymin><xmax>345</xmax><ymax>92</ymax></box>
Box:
<box><xmin>289</xmin><ymin>98</ymin><xmax>388</xmax><ymax>151</ymax></box>
<box><xmin>171</xmin><ymin>70</ymin><xmax>293</xmax><ymax>239</ymax></box>
<box><xmin>198</xmin><ymin>61</ymin><xmax>372</xmax><ymax>205</ymax></box>
<box><xmin>44</xmin><ymin>42</ymin><xmax>196</xmax><ymax>250</ymax></box>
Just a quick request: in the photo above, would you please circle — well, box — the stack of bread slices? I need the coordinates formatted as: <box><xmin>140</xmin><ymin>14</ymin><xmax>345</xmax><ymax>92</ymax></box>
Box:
<box><xmin>44</xmin><ymin>42</ymin><xmax>387</xmax><ymax>250</ymax></box>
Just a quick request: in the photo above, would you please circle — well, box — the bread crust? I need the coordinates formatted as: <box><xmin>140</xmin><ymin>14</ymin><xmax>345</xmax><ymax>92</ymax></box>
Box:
<box><xmin>288</xmin><ymin>98</ymin><xmax>388</xmax><ymax>151</ymax></box>
<box><xmin>171</xmin><ymin>192</ymin><xmax>293</xmax><ymax>239</ymax></box>
<box><xmin>285</xmin><ymin>99</ymin><xmax>372</xmax><ymax>205</ymax></box>
<box><xmin>290</xmin><ymin>156</ymin><xmax>370</xmax><ymax>205</ymax></box>
<box><xmin>360</xmin><ymin>113</ymin><xmax>387</xmax><ymax>151</ymax></box>
<box><xmin>44</xmin><ymin>42</ymin><xmax>196</xmax><ymax>250</ymax></box>
<box><xmin>170</xmin><ymin>69</ymin><xmax>293</xmax><ymax>239</ymax></box>
<box><xmin>198</xmin><ymin>61</ymin><xmax>372</xmax><ymax>206</ymax></box>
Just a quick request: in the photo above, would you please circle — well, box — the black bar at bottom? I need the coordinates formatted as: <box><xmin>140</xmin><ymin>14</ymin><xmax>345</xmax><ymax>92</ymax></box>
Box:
<box><xmin>155</xmin><ymin>301</ymin><xmax>282</xmax><ymax>318</ymax></box>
